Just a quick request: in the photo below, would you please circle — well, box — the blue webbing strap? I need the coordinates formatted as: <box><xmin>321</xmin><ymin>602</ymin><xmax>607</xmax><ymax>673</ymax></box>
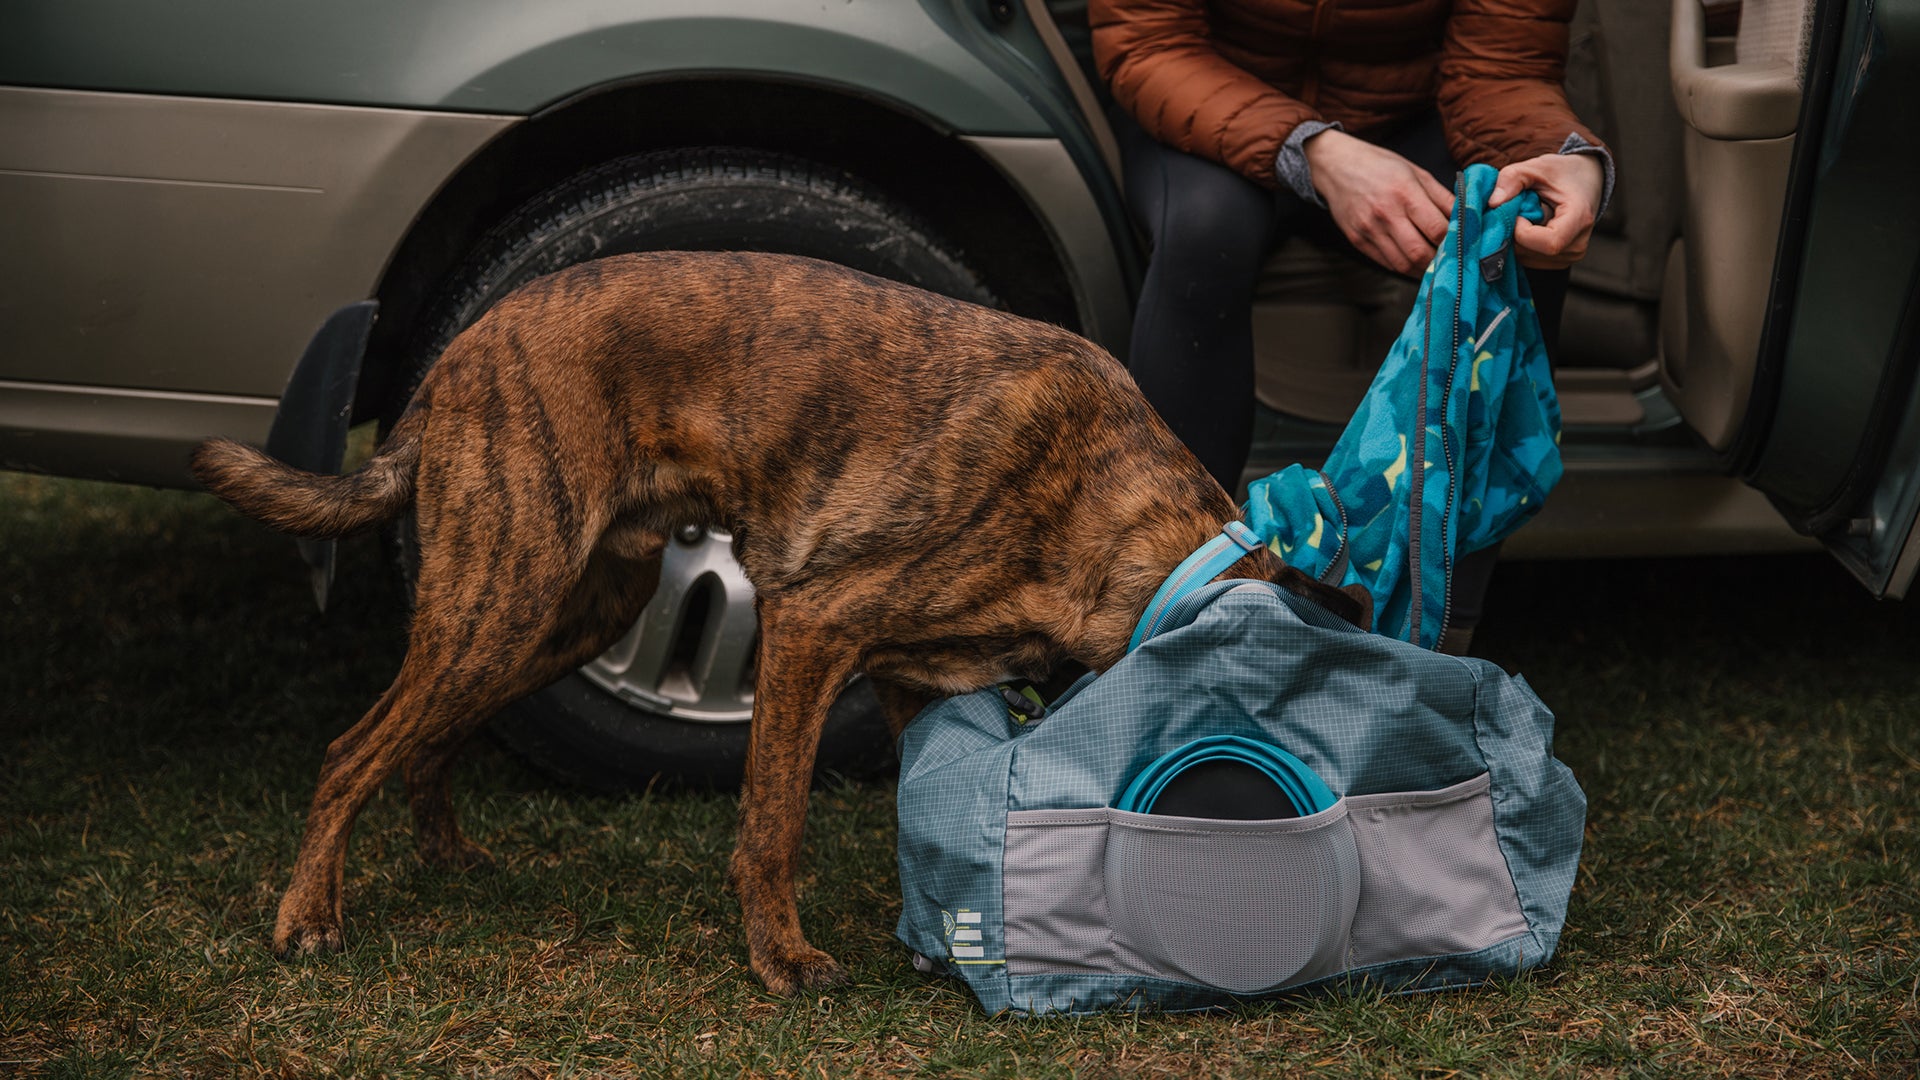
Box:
<box><xmin>1114</xmin><ymin>734</ymin><xmax>1339</xmax><ymax>816</ymax></box>
<box><xmin>1127</xmin><ymin>520</ymin><xmax>1264</xmax><ymax>653</ymax></box>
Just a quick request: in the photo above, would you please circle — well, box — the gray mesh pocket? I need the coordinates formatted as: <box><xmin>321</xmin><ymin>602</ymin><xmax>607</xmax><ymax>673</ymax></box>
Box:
<box><xmin>1104</xmin><ymin>803</ymin><xmax>1360</xmax><ymax>994</ymax></box>
<box><xmin>1003</xmin><ymin>809</ymin><xmax>1115</xmax><ymax>975</ymax></box>
<box><xmin>1345</xmin><ymin>772</ymin><xmax>1529</xmax><ymax>967</ymax></box>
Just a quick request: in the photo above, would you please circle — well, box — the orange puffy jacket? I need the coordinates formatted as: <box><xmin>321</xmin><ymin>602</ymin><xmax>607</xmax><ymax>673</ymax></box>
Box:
<box><xmin>1091</xmin><ymin>0</ymin><xmax>1604</xmax><ymax>189</ymax></box>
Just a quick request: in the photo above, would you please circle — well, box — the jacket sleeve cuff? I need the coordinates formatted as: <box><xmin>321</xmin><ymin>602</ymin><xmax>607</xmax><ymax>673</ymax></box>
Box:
<box><xmin>1557</xmin><ymin>132</ymin><xmax>1616</xmax><ymax>221</ymax></box>
<box><xmin>1276</xmin><ymin>120</ymin><xmax>1343</xmax><ymax>207</ymax></box>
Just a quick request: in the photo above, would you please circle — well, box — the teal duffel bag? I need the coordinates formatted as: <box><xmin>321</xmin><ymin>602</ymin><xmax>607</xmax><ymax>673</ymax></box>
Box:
<box><xmin>893</xmin><ymin>576</ymin><xmax>1585</xmax><ymax>1016</ymax></box>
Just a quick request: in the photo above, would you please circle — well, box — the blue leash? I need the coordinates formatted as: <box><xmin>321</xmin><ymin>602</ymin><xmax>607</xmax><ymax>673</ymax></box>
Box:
<box><xmin>1127</xmin><ymin>520</ymin><xmax>1264</xmax><ymax>652</ymax></box>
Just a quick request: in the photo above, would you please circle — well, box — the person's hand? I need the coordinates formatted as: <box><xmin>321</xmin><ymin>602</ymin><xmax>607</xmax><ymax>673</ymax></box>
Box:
<box><xmin>1490</xmin><ymin>153</ymin><xmax>1604</xmax><ymax>269</ymax></box>
<box><xmin>1304</xmin><ymin>128</ymin><xmax>1455</xmax><ymax>276</ymax></box>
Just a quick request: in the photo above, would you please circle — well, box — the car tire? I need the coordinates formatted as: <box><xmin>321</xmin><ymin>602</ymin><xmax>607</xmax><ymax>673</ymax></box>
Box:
<box><xmin>386</xmin><ymin>147</ymin><xmax>999</xmax><ymax>791</ymax></box>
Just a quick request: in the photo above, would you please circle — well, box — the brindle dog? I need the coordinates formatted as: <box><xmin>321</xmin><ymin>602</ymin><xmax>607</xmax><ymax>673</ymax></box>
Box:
<box><xmin>192</xmin><ymin>251</ymin><xmax>1369</xmax><ymax>995</ymax></box>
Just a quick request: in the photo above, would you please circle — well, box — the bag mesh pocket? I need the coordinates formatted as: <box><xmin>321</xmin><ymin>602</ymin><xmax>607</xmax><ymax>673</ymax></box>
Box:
<box><xmin>1104</xmin><ymin>803</ymin><xmax>1359</xmax><ymax>994</ymax></box>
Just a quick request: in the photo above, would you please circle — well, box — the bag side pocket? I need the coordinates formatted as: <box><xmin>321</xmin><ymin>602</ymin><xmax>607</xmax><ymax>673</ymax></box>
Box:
<box><xmin>1345</xmin><ymin>772</ymin><xmax>1530</xmax><ymax>967</ymax></box>
<box><xmin>1003</xmin><ymin>809</ymin><xmax>1116</xmax><ymax>975</ymax></box>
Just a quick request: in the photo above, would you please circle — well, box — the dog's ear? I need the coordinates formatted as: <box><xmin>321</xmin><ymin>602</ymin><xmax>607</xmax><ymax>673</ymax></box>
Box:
<box><xmin>1339</xmin><ymin>583</ymin><xmax>1374</xmax><ymax>634</ymax></box>
<box><xmin>1278</xmin><ymin>569</ymin><xmax>1373</xmax><ymax>632</ymax></box>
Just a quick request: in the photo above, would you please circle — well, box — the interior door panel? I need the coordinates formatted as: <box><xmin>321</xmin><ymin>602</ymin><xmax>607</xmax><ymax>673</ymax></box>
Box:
<box><xmin>1659</xmin><ymin>0</ymin><xmax>1810</xmax><ymax>450</ymax></box>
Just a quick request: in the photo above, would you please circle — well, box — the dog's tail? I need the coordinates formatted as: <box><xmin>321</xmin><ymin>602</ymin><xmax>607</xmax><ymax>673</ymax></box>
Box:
<box><xmin>190</xmin><ymin>407</ymin><xmax>426</xmax><ymax>539</ymax></box>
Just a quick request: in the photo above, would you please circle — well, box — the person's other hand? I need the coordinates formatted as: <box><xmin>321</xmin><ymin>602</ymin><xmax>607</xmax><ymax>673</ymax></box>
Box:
<box><xmin>1304</xmin><ymin>129</ymin><xmax>1455</xmax><ymax>276</ymax></box>
<box><xmin>1490</xmin><ymin>153</ymin><xmax>1604</xmax><ymax>269</ymax></box>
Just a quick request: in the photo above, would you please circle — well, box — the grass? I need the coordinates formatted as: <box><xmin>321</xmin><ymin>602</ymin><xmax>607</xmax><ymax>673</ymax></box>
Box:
<box><xmin>2</xmin><ymin>469</ymin><xmax>1916</xmax><ymax>1077</ymax></box>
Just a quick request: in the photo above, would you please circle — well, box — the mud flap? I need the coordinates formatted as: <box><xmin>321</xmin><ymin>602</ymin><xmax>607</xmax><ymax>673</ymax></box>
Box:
<box><xmin>264</xmin><ymin>301</ymin><xmax>378</xmax><ymax>612</ymax></box>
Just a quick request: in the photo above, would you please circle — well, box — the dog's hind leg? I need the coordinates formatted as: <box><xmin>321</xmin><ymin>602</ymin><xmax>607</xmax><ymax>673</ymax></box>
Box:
<box><xmin>405</xmin><ymin>544</ymin><xmax>663</xmax><ymax>870</ymax></box>
<box><xmin>274</xmin><ymin>494</ymin><xmax>626</xmax><ymax>956</ymax></box>
<box><xmin>275</xmin><ymin>645</ymin><xmax>513</xmax><ymax>956</ymax></box>
<box><xmin>728</xmin><ymin>594</ymin><xmax>861</xmax><ymax>995</ymax></box>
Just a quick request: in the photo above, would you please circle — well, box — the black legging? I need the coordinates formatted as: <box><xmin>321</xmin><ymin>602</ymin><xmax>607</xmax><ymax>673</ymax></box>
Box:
<box><xmin>1117</xmin><ymin>111</ymin><xmax>1569</xmax><ymax>633</ymax></box>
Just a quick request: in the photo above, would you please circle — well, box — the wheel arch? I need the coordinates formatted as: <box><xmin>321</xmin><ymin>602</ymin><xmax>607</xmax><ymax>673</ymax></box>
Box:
<box><xmin>354</xmin><ymin>76</ymin><xmax>1092</xmax><ymax>419</ymax></box>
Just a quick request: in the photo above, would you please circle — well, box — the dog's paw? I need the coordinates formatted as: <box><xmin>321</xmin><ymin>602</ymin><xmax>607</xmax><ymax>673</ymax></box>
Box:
<box><xmin>753</xmin><ymin>946</ymin><xmax>851</xmax><ymax>996</ymax></box>
<box><xmin>272</xmin><ymin>919</ymin><xmax>344</xmax><ymax>959</ymax></box>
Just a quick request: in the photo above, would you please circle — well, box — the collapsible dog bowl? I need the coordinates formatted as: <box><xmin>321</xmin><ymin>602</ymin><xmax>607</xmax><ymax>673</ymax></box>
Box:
<box><xmin>1105</xmin><ymin>735</ymin><xmax>1358</xmax><ymax>994</ymax></box>
<box><xmin>1116</xmin><ymin>735</ymin><xmax>1338</xmax><ymax>819</ymax></box>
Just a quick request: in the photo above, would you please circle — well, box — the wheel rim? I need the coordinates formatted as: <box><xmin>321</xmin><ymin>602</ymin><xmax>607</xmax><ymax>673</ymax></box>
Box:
<box><xmin>580</xmin><ymin>525</ymin><xmax>758</xmax><ymax>724</ymax></box>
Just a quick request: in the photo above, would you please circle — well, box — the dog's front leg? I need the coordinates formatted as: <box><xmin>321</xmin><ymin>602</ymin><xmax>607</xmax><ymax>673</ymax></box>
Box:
<box><xmin>728</xmin><ymin>596</ymin><xmax>859</xmax><ymax>995</ymax></box>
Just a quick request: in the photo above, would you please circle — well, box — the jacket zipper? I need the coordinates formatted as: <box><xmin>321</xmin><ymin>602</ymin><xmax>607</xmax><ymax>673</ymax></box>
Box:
<box><xmin>1406</xmin><ymin>172</ymin><xmax>1467</xmax><ymax>646</ymax></box>
<box><xmin>1317</xmin><ymin>471</ymin><xmax>1352</xmax><ymax>585</ymax></box>
<box><xmin>1302</xmin><ymin>0</ymin><xmax>1333</xmax><ymax>106</ymax></box>
<box><xmin>1405</xmin><ymin>228</ymin><xmax>1435</xmax><ymax>638</ymax></box>
<box><xmin>1434</xmin><ymin>172</ymin><xmax>1468</xmax><ymax>645</ymax></box>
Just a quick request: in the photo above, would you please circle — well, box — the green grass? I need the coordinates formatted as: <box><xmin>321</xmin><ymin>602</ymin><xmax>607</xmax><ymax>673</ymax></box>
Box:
<box><xmin>2</xmin><ymin>470</ymin><xmax>1916</xmax><ymax>1077</ymax></box>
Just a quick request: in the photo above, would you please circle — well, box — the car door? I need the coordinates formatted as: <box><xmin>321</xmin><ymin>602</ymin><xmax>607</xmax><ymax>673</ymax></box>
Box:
<box><xmin>1664</xmin><ymin>0</ymin><xmax>1920</xmax><ymax>596</ymax></box>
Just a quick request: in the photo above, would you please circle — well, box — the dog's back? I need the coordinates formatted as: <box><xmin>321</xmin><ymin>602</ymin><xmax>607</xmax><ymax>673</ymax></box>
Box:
<box><xmin>201</xmin><ymin>250</ymin><xmax>1347</xmax><ymax>677</ymax></box>
<box><xmin>413</xmin><ymin>252</ymin><xmax>1243</xmax><ymax>663</ymax></box>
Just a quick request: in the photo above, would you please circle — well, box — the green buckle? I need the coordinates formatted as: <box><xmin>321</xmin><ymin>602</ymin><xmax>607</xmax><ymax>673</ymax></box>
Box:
<box><xmin>997</xmin><ymin>681</ymin><xmax>1049</xmax><ymax>727</ymax></box>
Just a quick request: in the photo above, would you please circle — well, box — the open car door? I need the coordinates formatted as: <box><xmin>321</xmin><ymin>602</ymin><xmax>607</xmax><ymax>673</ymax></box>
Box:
<box><xmin>1664</xmin><ymin>0</ymin><xmax>1920</xmax><ymax>597</ymax></box>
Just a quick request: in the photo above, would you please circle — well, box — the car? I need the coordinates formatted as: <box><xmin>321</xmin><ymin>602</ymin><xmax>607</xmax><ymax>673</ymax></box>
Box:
<box><xmin>4</xmin><ymin>0</ymin><xmax>1914</xmax><ymax>789</ymax></box>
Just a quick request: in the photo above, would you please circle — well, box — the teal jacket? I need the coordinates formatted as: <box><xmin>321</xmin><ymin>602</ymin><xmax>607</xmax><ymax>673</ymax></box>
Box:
<box><xmin>1244</xmin><ymin>163</ymin><xmax>1563</xmax><ymax>649</ymax></box>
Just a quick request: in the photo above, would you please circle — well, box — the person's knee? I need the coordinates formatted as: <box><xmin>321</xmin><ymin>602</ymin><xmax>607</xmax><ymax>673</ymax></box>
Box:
<box><xmin>1146</xmin><ymin>191</ymin><xmax>1274</xmax><ymax>283</ymax></box>
<box><xmin>1127</xmin><ymin>146</ymin><xmax>1269</xmax><ymax>250</ymax></box>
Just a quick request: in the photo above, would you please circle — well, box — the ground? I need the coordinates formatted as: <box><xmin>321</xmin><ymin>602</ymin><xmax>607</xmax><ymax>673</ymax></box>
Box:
<box><xmin>1</xmin><ymin>471</ymin><xmax>1915</xmax><ymax>1077</ymax></box>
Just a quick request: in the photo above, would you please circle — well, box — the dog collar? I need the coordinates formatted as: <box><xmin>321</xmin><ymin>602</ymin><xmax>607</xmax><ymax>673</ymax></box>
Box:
<box><xmin>1128</xmin><ymin>520</ymin><xmax>1263</xmax><ymax>652</ymax></box>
